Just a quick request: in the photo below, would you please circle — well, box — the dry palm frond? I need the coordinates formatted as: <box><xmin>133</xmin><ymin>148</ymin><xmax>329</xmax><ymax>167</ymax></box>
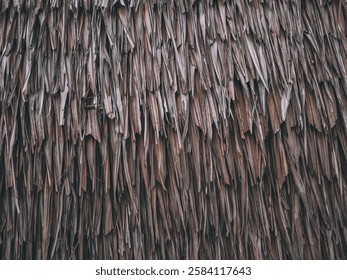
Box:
<box><xmin>0</xmin><ymin>0</ymin><xmax>347</xmax><ymax>259</ymax></box>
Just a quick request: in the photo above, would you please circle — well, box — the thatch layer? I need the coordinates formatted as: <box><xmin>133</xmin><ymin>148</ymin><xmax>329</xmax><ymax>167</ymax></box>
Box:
<box><xmin>1</xmin><ymin>0</ymin><xmax>347</xmax><ymax>259</ymax></box>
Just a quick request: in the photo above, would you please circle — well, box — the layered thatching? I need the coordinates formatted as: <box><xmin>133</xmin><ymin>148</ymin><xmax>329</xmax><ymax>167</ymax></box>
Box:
<box><xmin>1</xmin><ymin>0</ymin><xmax>347</xmax><ymax>259</ymax></box>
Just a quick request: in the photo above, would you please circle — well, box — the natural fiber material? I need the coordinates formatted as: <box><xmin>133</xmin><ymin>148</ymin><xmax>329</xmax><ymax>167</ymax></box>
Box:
<box><xmin>1</xmin><ymin>0</ymin><xmax>347</xmax><ymax>259</ymax></box>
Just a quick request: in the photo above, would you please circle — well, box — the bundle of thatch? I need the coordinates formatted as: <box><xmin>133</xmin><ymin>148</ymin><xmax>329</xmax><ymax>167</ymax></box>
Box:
<box><xmin>0</xmin><ymin>0</ymin><xmax>347</xmax><ymax>259</ymax></box>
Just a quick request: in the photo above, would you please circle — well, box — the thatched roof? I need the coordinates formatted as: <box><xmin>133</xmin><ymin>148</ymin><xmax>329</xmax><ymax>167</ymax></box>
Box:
<box><xmin>0</xmin><ymin>0</ymin><xmax>347</xmax><ymax>259</ymax></box>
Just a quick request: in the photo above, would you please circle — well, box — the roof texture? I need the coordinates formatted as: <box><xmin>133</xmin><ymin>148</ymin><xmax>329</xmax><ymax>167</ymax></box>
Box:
<box><xmin>0</xmin><ymin>0</ymin><xmax>347</xmax><ymax>259</ymax></box>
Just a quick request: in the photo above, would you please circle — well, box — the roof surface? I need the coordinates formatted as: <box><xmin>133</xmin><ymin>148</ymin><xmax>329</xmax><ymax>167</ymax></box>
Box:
<box><xmin>0</xmin><ymin>0</ymin><xmax>347</xmax><ymax>259</ymax></box>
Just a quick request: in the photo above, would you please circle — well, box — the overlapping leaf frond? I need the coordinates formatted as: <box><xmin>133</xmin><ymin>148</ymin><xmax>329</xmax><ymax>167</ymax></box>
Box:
<box><xmin>0</xmin><ymin>0</ymin><xmax>347</xmax><ymax>259</ymax></box>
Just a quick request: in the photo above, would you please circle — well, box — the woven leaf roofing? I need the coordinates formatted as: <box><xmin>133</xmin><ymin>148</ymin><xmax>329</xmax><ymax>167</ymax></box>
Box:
<box><xmin>0</xmin><ymin>0</ymin><xmax>347</xmax><ymax>259</ymax></box>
